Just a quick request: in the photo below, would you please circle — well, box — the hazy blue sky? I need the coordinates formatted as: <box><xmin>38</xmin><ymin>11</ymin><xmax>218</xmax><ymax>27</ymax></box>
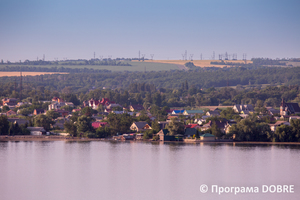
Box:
<box><xmin>0</xmin><ymin>0</ymin><xmax>299</xmax><ymax>62</ymax></box>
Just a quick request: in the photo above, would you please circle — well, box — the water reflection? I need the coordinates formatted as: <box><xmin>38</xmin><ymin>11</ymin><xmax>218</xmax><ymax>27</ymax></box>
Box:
<box><xmin>1</xmin><ymin>141</ymin><xmax>297</xmax><ymax>200</ymax></box>
<box><xmin>0</xmin><ymin>141</ymin><xmax>8</xmax><ymax>149</ymax></box>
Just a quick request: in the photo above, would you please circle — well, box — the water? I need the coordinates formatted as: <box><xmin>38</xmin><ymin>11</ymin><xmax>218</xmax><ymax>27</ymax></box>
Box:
<box><xmin>0</xmin><ymin>141</ymin><xmax>299</xmax><ymax>200</ymax></box>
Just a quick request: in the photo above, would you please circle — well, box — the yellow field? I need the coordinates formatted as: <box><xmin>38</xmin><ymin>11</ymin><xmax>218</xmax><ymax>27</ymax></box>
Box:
<box><xmin>0</xmin><ymin>72</ymin><xmax>68</xmax><ymax>77</ymax></box>
<box><xmin>139</xmin><ymin>60</ymin><xmax>252</xmax><ymax>68</ymax></box>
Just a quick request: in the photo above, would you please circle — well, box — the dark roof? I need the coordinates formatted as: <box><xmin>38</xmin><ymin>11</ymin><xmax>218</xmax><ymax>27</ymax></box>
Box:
<box><xmin>27</xmin><ymin>127</ymin><xmax>46</xmax><ymax>132</ymax></box>
<box><xmin>157</xmin><ymin>129</ymin><xmax>169</xmax><ymax>136</ymax></box>
<box><xmin>130</xmin><ymin>105</ymin><xmax>144</xmax><ymax>110</ymax></box>
<box><xmin>184</xmin><ymin>128</ymin><xmax>197</xmax><ymax>136</ymax></box>
<box><xmin>286</xmin><ymin>103</ymin><xmax>300</xmax><ymax>113</ymax></box>
<box><xmin>133</xmin><ymin>121</ymin><xmax>149</xmax><ymax>129</ymax></box>
<box><xmin>34</xmin><ymin>109</ymin><xmax>45</xmax><ymax>113</ymax></box>
<box><xmin>7</xmin><ymin>118</ymin><xmax>29</xmax><ymax>125</ymax></box>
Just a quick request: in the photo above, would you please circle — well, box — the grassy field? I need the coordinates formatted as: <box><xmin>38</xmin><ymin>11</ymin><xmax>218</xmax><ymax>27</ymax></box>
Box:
<box><xmin>142</xmin><ymin>59</ymin><xmax>252</xmax><ymax>68</ymax></box>
<box><xmin>0</xmin><ymin>72</ymin><xmax>68</xmax><ymax>77</ymax></box>
<box><xmin>0</xmin><ymin>61</ymin><xmax>180</xmax><ymax>72</ymax></box>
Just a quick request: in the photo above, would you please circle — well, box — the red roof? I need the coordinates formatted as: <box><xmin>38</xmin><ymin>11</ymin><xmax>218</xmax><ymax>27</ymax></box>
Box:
<box><xmin>92</xmin><ymin>122</ymin><xmax>108</xmax><ymax>129</ymax></box>
<box><xmin>100</xmin><ymin>98</ymin><xmax>115</xmax><ymax>106</ymax></box>
<box><xmin>190</xmin><ymin>124</ymin><xmax>199</xmax><ymax>128</ymax></box>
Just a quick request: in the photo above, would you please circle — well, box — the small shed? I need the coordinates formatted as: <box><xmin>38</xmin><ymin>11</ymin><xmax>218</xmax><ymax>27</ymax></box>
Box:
<box><xmin>27</xmin><ymin>127</ymin><xmax>46</xmax><ymax>135</ymax></box>
<box><xmin>200</xmin><ymin>133</ymin><xmax>216</xmax><ymax>141</ymax></box>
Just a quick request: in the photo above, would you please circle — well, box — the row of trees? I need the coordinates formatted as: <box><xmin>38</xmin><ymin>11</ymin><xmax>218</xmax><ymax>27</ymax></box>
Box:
<box><xmin>2</xmin><ymin>65</ymin><xmax>300</xmax><ymax>92</ymax></box>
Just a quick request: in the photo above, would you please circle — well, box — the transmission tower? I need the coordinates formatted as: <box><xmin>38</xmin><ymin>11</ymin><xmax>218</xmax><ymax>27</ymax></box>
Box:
<box><xmin>225</xmin><ymin>52</ymin><xmax>228</xmax><ymax>60</ymax></box>
<box><xmin>190</xmin><ymin>54</ymin><xmax>193</xmax><ymax>61</ymax></box>
<box><xmin>185</xmin><ymin>50</ymin><xmax>187</xmax><ymax>60</ymax></box>
<box><xmin>150</xmin><ymin>54</ymin><xmax>154</xmax><ymax>61</ymax></box>
<box><xmin>212</xmin><ymin>51</ymin><xmax>215</xmax><ymax>60</ymax></box>
<box><xmin>219</xmin><ymin>54</ymin><xmax>222</xmax><ymax>60</ymax></box>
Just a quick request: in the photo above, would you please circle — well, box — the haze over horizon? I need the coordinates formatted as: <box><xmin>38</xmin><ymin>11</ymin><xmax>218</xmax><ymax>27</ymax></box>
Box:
<box><xmin>1</xmin><ymin>0</ymin><xmax>299</xmax><ymax>62</ymax></box>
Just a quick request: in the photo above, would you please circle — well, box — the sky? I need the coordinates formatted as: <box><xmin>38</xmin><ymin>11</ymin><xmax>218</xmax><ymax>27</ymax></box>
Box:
<box><xmin>0</xmin><ymin>0</ymin><xmax>300</xmax><ymax>62</ymax></box>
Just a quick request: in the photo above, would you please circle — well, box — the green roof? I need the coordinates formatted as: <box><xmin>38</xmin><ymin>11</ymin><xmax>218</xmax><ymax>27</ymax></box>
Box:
<box><xmin>184</xmin><ymin>110</ymin><xmax>204</xmax><ymax>114</ymax></box>
<box><xmin>200</xmin><ymin>133</ymin><xmax>215</xmax><ymax>137</ymax></box>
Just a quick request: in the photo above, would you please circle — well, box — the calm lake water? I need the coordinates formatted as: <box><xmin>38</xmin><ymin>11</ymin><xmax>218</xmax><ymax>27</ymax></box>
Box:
<box><xmin>0</xmin><ymin>141</ymin><xmax>299</xmax><ymax>200</ymax></box>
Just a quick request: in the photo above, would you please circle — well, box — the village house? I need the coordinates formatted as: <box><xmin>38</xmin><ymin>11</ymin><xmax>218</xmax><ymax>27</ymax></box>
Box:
<box><xmin>233</xmin><ymin>104</ymin><xmax>254</xmax><ymax>114</ymax></box>
<box><xmin>27</xmin><ymin>127</ymin><xmax>46</xmax><ymax>135</ymax></box>
<box><xmin>166</xmin><ymin>115</ymin><xmax>179</xmax><ymax>122</ymax></box>
<box><xmin>2</xmin><ymin>98</ymin><xmax>18</xmax><ymax>107</ymax></box>
<box><xmin>33</xmin><ymin>109</ymin><xmax>45</xmax><ymax>115</ymax></box>
<box><xmin>185</xmin><ymin>124</ymin><xmax>202</xmax><ymax>130</ymax></box>
<box><xmin>52</xmin><ymin>97</ymin><xmax>64</xmax><ymax>103</ymax></box>
<box><xmin>266</xmin><ymin>107</ymin><xmax>280</xmax><ymax>116</ymax></box>
<box><xmin>130</xmin><ymin>121</ymin><xmax>152</xmax><ymax>132</ymax></box>
<box><xmin>8</xmin><ymin>118</ymin><xmax>29</xmax><ymax>126</ymax></box>
<box><xmin>280</xmin><ymin>99</ymin><xmax>300</xmax><ymax>117</ymax></box>
<box><xmin>87</xmin><ymin>98</ymin><xmax>116</xmax><ymax>110</ymax></box>
<box><xmin>6</xmin><ymin>110</ymin><xmax>17</xmax><ymax>116</ymax></box>
<box><xmin>194</xmin><ymin>118</ymin><xmax>207</xmax><ymax>125</ymax></box>
<box><xmin>129</xmin><ymin>104</ymin><xmax>144</xmax><ymax>112</ymax></box>
<box><xmin>184</xmin><ymin>128</ymin><xmax>197</xmax><ymax>138</ymax></box>
<box><xmin>224</xmin><ymin>121</ymin><xmax>237</xmax><ymax>134</ymax></box>
<box><xmin>206</xmin><ymin>110</ymin><xmax>221</xmax><ymax>117</ymax></box>
<box><xmin>16</xmin><ymin>102</ymin><xmax>31</xmax><ymax>107</ymax></box>
<box><xmin>171</xmin><ymin>110</ymin><xmax>184</xmax><ymax>115</ymax></box>
<box><xmin>201</xmin><ymin>119</ymin><xmax>228</xmax><ymax>133</ymax></box>
<box><xmin>269</xmin><ymin>121</ymin><xmax>290</xmax><ymax>132</ymax></box>
<box><xmin>157</xmin><ymin>129</ymin><xmax>183</xmax><ymax>141</ymax></box>
<box><xmin>92</xmin><ymin>122</ymin><xmax>109</xmax><ymax>129</ymax></box>
<box><xmin>106</xmin><ymin>103</ymin><xmax>123</xmax><ymax>110</ymax></box>
<box><xmin>48</xmin><ymin>102</ymin><xmax>66</xmax><ymax>110</ymax></box>
<box><xmin>183</xmin><ymin>110</ymin><xmax>204</xmax><ymax>117</ymax></box>
<box><xmin>72</xmin><ymin>108</ymin><xmax>81</xmax><ymax>113</ymax></box>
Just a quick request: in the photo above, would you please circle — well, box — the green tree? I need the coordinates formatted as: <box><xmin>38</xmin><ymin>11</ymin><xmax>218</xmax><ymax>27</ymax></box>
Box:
<box><xmin>94</xmin><ymin>126</ymin><xmax>111</xmax><ymax>138</ymax></box>
<box><xmin>34</xmin><ymin>114</ymin><xmax>54</xmax><ymax>131</ymax></box>
<box><xmin>76</xmin><ymin>115</ymin><xmax>93</xmax><ymax>133</ymax></box>
<box><xmin>2</xmin><ymin>106</ymin><xmax>10</xmax><ymax>112</ymax></box>
<box><xmin>64</xmin><ymin>121</ymin><xmax>77</xmax><ymax>137</ymax></box>
<box><xmin>166</xmin><ymin>118</ymin><xmax>185</xmax><ymax>136</ymax></box>
<box><xmin>151</xmin><ymin>120</ymin><xmax>160</xmax><ymax>133</ymax></box>
<box><xmin>107</xmin><ymin>113</ymin><xmax>133</xmax><ymax>135</ymax></box>
<box><xmin>143</xmin><ymin>129</ymin><xmax>155</xmax><ymax>139</ymax></box>
<box><xmin>210</xmin><ymin>122</ymin><xmax>224</xmax><ymax>138</ymax></box>
<box><xmin>0</xmin><ymin>115</ymin><xmax>9</xmax><ymax>135</ymax></box>
<box><xmin>81</xmin><ymin>106</ymin><xmax>97</xmax><ymax>117</ymax></box>
<box><xmin>46</xmin><ymin>110</ymin><xmax>61</xmax><ymax>120</ymax></box>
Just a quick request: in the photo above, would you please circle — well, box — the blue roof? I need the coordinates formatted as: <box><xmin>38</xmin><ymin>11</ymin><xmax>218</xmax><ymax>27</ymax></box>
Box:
<box><xmin>173</xmin><ymin>110</ymin><xmax>185</xmax><ymax>114</ymax></box>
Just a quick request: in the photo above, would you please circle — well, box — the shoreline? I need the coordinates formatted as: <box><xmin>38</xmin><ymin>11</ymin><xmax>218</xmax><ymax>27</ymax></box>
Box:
<box><xmin>1</xmin><ymin>135</ymin><xmax>300</xmax><ymax>145</ymax></box>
